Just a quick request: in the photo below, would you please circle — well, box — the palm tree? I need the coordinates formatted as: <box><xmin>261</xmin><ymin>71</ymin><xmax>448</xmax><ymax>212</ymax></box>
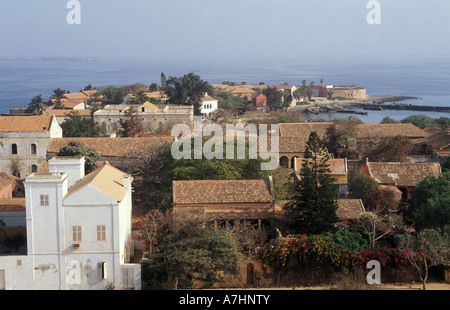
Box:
<box><xmin>149</xmin><ymin>83</ymin><xmax>159</xmax><ymax>92</ymax></box>
<box><xmin>327</xmin><ymin>89</ymin><xmax>334</xmax><ymax>101</ymax></box>
<box><xmin>28</xmin><ymin>95</ymin><xmax>48</xmax><ymax>115</ymax></box>
<box><xmin>293</xmin><ymin>88</ymin><xmax>304</xmax><ymax>105</ymax></box>
<box><xmin>129</xmin><ymin>90</ymin><xmax>149</xmax><ymax>104</ymax></box>
<box><xmin>53</xmin><ymin>98</ymin><xmax>66</xmax><ymax>110</ymax></box>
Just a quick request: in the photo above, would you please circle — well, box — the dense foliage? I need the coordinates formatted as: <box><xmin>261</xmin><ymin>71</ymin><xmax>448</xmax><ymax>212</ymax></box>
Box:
<box><xmin>61</xmin><ymin>113</ymin><xmax>101</xmax><ymax>137</ymax></box>
<box><xmin>57</xmin><ymin>141</ymin><xmax>99</xmax><ymax>174</ymax></box>
<box><xmin>404</xmin><ymin>172</ymin><xmax>450</xmax><ymax>231</ymax></box>
<box><xmin>262</xmin><ymin>225</ymin><xmax>421</xmax><ymax>274</ymax></box>
<box><xmin>135</xmin><ymin>212</ymin><xmax>243</xmax><ymax>289</ymax></box>
<box><xmin>160</xmin><ymin>72</ymin><xmax>213</xmax><ymax>115</ymax></box>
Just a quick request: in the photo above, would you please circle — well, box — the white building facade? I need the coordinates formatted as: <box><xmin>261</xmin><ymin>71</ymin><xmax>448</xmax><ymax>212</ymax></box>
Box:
<box><xmin>200</xmin><ymin>93</ymin><xmax>218</xmax><ymax>116</ymax></box>
<box><xmin>0</xmin><ymin>157</ymin><xmax>141</xmax><ymax>290</ymax></box>
<box><xmin>0</xmin><ymin>116</ymin><xmax>62</xmax><ymax>178</ymax></box>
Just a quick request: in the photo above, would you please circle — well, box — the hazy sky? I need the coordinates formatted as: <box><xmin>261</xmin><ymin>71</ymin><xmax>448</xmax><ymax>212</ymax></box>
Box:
<box><xmin>1</xmin><ymin>0</ymin><xmax>450</xmax><ymax>62</ymax></box>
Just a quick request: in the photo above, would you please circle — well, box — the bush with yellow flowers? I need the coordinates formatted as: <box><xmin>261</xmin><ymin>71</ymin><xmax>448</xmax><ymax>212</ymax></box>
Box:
<box><xmin>261</xmin><ymin>236</ymin><xmax>290</xmax><ymax>271</ymax></box>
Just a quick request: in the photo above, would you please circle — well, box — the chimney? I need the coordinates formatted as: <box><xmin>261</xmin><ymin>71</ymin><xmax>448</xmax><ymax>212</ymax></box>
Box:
<box><xmin>267</xmin><ymin>175</ymin><xmax>275</xmax><ymax>200</ymax></box>
<box><xmin>123</xmin><ymin>175</ymin><xmax>131</xmax><ymax>191</ymax></box>
<box><xmin>48</xmin><ymin>156</ymin><xmax>85</xmax><ymax>188</ymax></box>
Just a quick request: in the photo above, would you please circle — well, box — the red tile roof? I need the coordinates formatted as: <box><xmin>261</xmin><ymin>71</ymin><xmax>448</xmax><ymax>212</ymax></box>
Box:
<box><xmin>0</xmin><ymin>116</ymin><xmax>54</xmax><ymax>132</ymax></box>
<box><xmin>337</xmin><ymin>199</ymin><xmax>365</xmax><ymax>219</ymax></box>
<box><xmin>366</xmin><ymin>161</ymin><xmax>441</xmax><ymax>187</ymax></box>
<box><xmin>0</xmin><ymin>198</ymin><xmax>26</xmax><ymax>212</ymax></box>
<box><xmin>47</xmin><ymin>136</ymin><xmax>174</xmax><ymax>158</ymax></box>
<box><xmin>173</xmin><ymin>179</ymin><xmax>273</xmax><ymax>205</ymax></box>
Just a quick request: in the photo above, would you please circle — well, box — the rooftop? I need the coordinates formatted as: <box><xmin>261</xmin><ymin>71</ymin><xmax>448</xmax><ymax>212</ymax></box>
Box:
<box><xmin>366</xmin><ymin>161</ymin><xmax>441</xmax><ymax>187</ymax></box>
<box><xmin>173</xmin><ymin>179</ymin><xmax>273</xmax><ymax>205</ymax></box>
<box><xmin>0</xmin><ymin>198</ymin><xmax>26</xmax><ymax>213</ymax></box>
<box><xmin>337</xmin><ymin>199</ymin><xmax>365</xmax><ymax>219</ymax></box>
<box><xmin>48</xmin><ymin>109</ymin><xmax>92</xmax><ymax>116</ymax></box>
<box><xmin>0</xmin><ymin>116</ymin><xmax>55</xmax><ymax>132</ymax></box>
<box><xmin>0</xmin><ymin>172</ymin><xmax>22</xmax><ymax>190</ymax></box>
<box><xmin>414</xmin><ymin>130</ymin><xmax>450</xmax><ymax>150</ymax></box>
<box><xmin>65</xmin><ymin>162</ymin><xmax>131</xmax><ymax>202</ymax></box>
<box><xmin>278</xmin><ymin>122</ymin><xmax>426</xmax><ymax>140</ymax></box>
<box><xmin>47</xmin><ymin>136</ymin><xmax>174</xmax><ymax>158</ymax></box>
<box><xmin>59</xmin><ymin>92</ymin><xmax>88</xmax><ymax>100</ymax></box>
<box><xmin>295</xmin><ymin>158</ymin><xmax>347</xmax><ymax>175</ymax></box>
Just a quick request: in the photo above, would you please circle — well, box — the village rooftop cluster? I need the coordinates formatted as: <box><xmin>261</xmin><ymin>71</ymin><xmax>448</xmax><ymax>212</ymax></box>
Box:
<box><xmin>0</xmin><ymin>75</ymin><xmax>449</xmax><ymax>290</ymax></box>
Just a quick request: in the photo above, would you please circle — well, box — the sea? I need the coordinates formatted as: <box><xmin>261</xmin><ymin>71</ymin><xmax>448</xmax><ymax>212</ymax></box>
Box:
<box><xmin>1</xmin><ymin>56</ymin><xmax>450</xmax><ymax>124</ymax></box>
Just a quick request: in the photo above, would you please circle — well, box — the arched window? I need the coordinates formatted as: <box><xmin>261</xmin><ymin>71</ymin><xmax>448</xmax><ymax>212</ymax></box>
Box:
<box><xmin>11</xmin><ymin>144</ymin><xmax>18</xmax><ymax>155</ymax></box>
<box><xmin>280</xmin><ymin>156</ymin><xmax>289</xmax><ymax>168</ymax></box>
<box><xmin>11</xmin><ymin>169</ymin><xmax>20</xmax><ymax>178</ymax></box>
<box><xmin>31</xmin><ymin>143</ymin><xmax>37</xmax><ymax>155</ymax></box>
<box><xmin>31</xmin><ymin>164</ymin><xmax>38</xmax><ymax>173</ymax></box>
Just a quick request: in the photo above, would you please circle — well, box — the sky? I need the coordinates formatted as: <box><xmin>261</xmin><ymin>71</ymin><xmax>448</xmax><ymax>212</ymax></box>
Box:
<box><xmin>0</xmin><ymin>0</ymin><xmax>450</xmax><ymax>62</ymax></box>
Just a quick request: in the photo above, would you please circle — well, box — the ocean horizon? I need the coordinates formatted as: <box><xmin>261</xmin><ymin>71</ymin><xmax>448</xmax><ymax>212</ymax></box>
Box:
<box><xmin>1</xmin><ymin>56</ymin><xmax>449</xmax><ymax>124</ymax></box>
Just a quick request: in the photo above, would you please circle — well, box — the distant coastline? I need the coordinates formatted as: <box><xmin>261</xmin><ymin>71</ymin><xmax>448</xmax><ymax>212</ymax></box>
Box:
<box><xmin>287</xmin><ymin>94</ymin><xmax>450</xmax><ymax>116</ymax></box>
<box><xmin>0</xmin><ymin>56</ymin><xmax>113</xmax><ymax>62</ymax></box>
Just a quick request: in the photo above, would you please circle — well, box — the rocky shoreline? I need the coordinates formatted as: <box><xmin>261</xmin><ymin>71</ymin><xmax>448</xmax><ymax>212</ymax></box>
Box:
<box><xmin>287</xmin><ymin>95</ymin><xmax>450</xmax><ymax>114</ymax></box>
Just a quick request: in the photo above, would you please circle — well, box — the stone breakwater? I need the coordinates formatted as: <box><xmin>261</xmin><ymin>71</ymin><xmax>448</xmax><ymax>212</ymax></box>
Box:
<box><xmin>288</xmin><ymin>95</ymin><xmax>450</xmax><ymax>114</ymax></box>
<box><xmin>356</xmin><ymin>95</ymin><xmax>449</xmax><ymax>112</ymax></box>
<box><xmin>355</xmin><ymin>102</ymin><xmax>450</xmax><ymax>112</ymax></box>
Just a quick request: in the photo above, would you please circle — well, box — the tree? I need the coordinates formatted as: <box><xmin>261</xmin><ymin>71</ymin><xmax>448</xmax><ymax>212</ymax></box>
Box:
<box><xmin>51</xmin><ymin>88</ymin><xmax>68</xmax><ymax>98</ymax></box>
<box><xmin>142</xmin><ymin>215</ymin><xmax>242</xmax><ymax>289</ymax></box>
<box><xmin>354</xmin><ymin>211</ymin><xmax>404</xmax><ymax>248</ymax></box>
<box><xmin>129</xmin><ymin>138</ymin><xmax>268</xmax><ymax>211</ymax></box>
<box><xmin>160</xmin><ymin>72</ymin><xmax>167</xmax><ymax>87</ymax></box>
<box><xmin>99</xmin><ymin>85</ymin><xmax>118</xmax><ymax>101</ymax></box>
<box><xmin>401</xmin><ymin>115</ymin><xmax>435</xmax><ymax>129</ymax></box>
<box><xmin>98</xmin><ymin>85</ymin><xmax>131</xmax><ymax>104</ymax></box>
<box><xmin>128</xmin><ymin>90</ymin><xmax>149</xmax><ymax>104</ymax></box>
<box><xmin>380</xmin><ymin>116</ymin><xmax>398</xmax><ymax>124</ymax></box>
<box><xmin>286</xmin><ymin>132</ymin><xmax>340</xmax><ymax>234</ymax></box>
<box><xmin>292</xmin><ymin>88</ymin><xmax>304</xmax><ymax>105</ymax></box>
<box><xmin>404</xmin><ymin>172</ymin><xmax>450</xmax><ymax>231</ymax></box>
<box><xmin>134</xmin><ymin>209</ymin><xmax>176</xmax><ymax>258</ymax></box>
<box><xmin>60</xmin><ymin>113</ymin><xmax>101</xmax><ymax>137</ymax></box>
<box><xmin>349</xmin><ymin>174</ymin><xmax>379</xmax><ymax>201</ymax></box>
<box><xmin>161</xmin><ymin>72</ymin><xmax>212</xmax><ymax>115</ymax></box>
<box><xmin>435</xmin><ymin>117</ymin><xmax>450</xmax><ymax>131</ymax></box>
<box><xmin>215</xmin><ymin>92</ymin><xmax>246</xmax><ymax>113</ymax></box>
<box><xmin>399</xmin><ymin>227</ymin><xmax>450</xmax><ymax>290</ymax></box>
<box><xmin>362</xmin><ymin>136</ymin><xmax>412</xmax><ymax>162</ymax></box>
<box><xmin>118</xmin><ymin>105</ymin><xmax>144</xmax><ymax>137</ymax></box>
<box><xmin>27</xmin><ymin>95</ymin><xmax>48</xmax><ymax>115</ymax></box>
<box><xmin>262</xmin><ymin>86</ymin><xmax>285</xmax><ymax>111</ymax></box>
<box><xmin>57</xmin><ymin>141</ymin><xmax>99</xmax><ymax>174</ymax></box>
<box><xmin>325</xmin><ymin>119</ymin><xmax>358</xmax><ymax>158</ymax></box>
<box><xmin>349</xmin><ymin>174</ymin><xmax>399</xmax><ymax>213</ymax></box>
<box><xmin>327</xmin><ymin>89</ymin><xmax>334</xmax><ymax>101</ymax></box>
<box><xmin>168</xmin><ymin>137</ymin><xmax>267</xmax><ymax>181</ymax></box>
<box><xmin>442</xmin><ymin>156</ymin><xmax>450</xmax><ymax>174</ymax></box>
<box><xmin>52</xmin><ymin>98</ymin><xmax>66</xmax><ymax>110</ymax></box>
<box><xmin>149</xmin><ymin>83</ymin><xmax>159</xmax><ymax>92</ymax></box>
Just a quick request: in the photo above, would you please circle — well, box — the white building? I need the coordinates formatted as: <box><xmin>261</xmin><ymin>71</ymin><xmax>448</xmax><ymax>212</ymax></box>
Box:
<box><xmin>0</xmin><ymin>157</ymin><xmax>141</xmax><ymax>290</ymax></box>
<box><xmin>0</xmin><ymin>115</ymin><xmax>62</xmax><ymax>178</ymax></box>
<box><xmin>200</xmin><ymin>93</ymin><xmax>218</xmax><ymax>116</ymax></box>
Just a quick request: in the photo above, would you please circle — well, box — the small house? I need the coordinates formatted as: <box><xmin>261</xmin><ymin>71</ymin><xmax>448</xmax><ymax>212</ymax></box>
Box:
<box><xmin>172</xmin><ymin>178</ymin><xmax>275</xmax><ymax>229</ymax></box>
<box><xmin>363</xmin><ymin>160</ymin><xmax>442</xmax><ymax>200</ymax></box>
